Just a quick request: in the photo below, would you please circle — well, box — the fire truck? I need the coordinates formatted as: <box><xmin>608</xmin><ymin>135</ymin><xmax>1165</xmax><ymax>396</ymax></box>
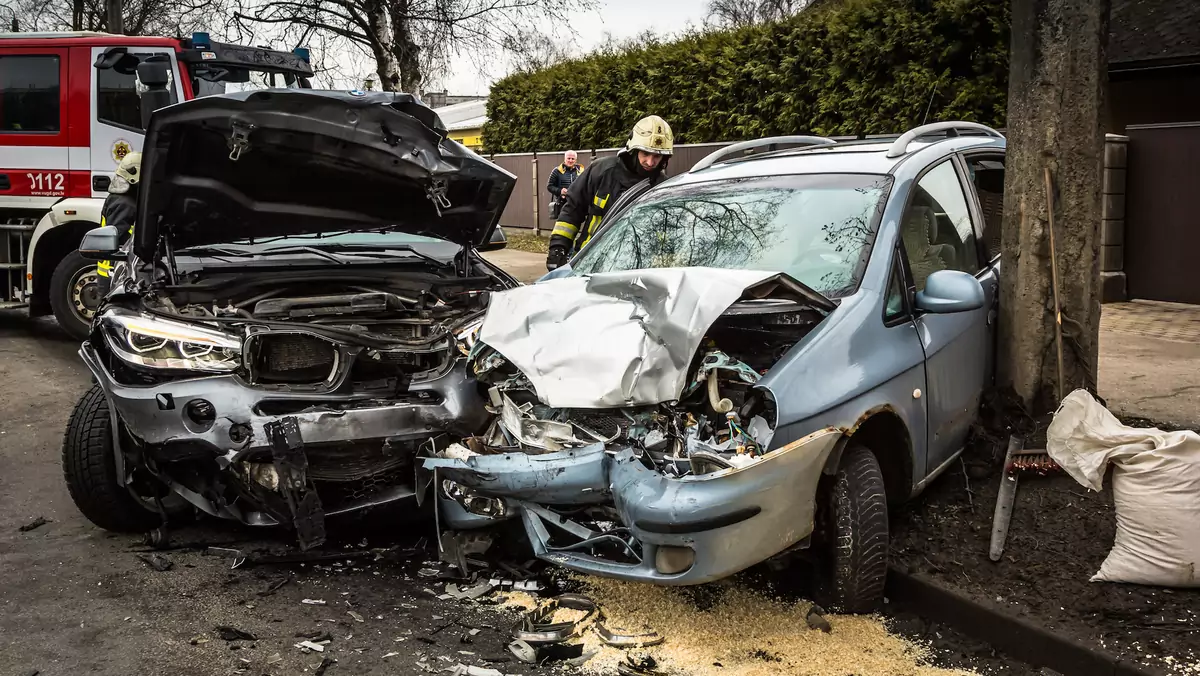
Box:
<box><xmin>0</xmin><ymin>31</ymin><xmax>314</xmax><ymax>339</ymax></box>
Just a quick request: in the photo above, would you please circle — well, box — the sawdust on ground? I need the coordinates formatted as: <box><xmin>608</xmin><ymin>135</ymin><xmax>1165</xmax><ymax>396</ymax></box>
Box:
<box><xmin>568</xmin><ymin>577</ymin><xmax>975</xmax><ymax>676</ymax></box>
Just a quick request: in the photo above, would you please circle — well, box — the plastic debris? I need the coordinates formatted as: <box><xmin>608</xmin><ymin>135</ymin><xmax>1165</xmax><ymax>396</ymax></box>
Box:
<box><xmin>296</xmin><ymin>630</ymin><xmax>333</xmax><ymax>642</ymax></box>
<box><xmin>347</xmin><ymin>610</ymin><xmax>365</xmax><ymax>623</ymax></box>
<box><xmin>266</xmin><ymin>654</ymin><xmax>283</xmax><ymax>665</ymax></box>
<box><xmin>595</xmin><ymin>622</ymin><xmax>664</xmax><ymax>647</ymax></box>
<box><xmin>507</xmin><ymin>639</ymin><xmax>537</xmax><ymax>664</ymax></box>
<box><xmin>137</xmin><ymin>553</ymin><xmax>174</xmax><ymax>572</ymax></box>
<box><xmin>296</xmin><ymin>640</ymin><xmax>326</xmax><ymax>652</ymax></box>
<box><xmin>18</xmin><ymin>516</ymin><xmax>49</xmax><ymax>532</ymax></box>
<box><xmin>215</xmin><ymin>626</ymin><xmax>257</xmax><ymax>641</ymax></box>
<box><xmin>383</xmin><ymin>652</ymin><xmax>400</xmax><ymax>659</ymax></box>
<box><xmin>302</xmin><ymin>598</ymin><xmax>327</xmax><ymax>605</ymax></box>
<box><xmin>512</xmin><ymin>594</ymin><xmax>596</xmax><ymax>645</ymax></box>
<box><xmin>805</xmin><ymin>604</ymin><xmax>832</xmax><ymax>633</ymax></box>
<box><xmin>314</xmin><ymin>656</ymin><xmax>335</xmax><ymax>675</ymax></box>
<box><xmin>443</xmin><ymin>665</ymin><xmax>504</xmax><ymax>676</ymax></box>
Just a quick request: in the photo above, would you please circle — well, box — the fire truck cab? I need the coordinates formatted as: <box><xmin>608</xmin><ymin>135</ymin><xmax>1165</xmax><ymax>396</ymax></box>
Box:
<box><xmin>0</xmin><ymin>31</ymin><xmax>313</xmax><ymax>339</ymax></box>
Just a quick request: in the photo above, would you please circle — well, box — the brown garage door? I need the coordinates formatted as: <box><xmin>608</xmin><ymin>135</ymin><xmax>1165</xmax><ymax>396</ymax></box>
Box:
<box><xmin>1124</xmin><ymin>123</ymin><xmax>1200</xmax><ymax>304</ymax></box>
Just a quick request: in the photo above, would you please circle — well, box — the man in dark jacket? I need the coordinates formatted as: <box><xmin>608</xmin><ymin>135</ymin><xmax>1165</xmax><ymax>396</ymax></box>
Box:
<box><xmin>96</xmin><ymin>151</ymin><xmax>140</xmax><ymax>294</ymax></box>
<box><xmin>546</xmin><ymin>116</ymin><xmax>673</xmax><ymax>270</ymax></box>
<box><xmin>545</xmin><ymin>150</ymin><xmax>583</xmax><ymax>220</ymax></box>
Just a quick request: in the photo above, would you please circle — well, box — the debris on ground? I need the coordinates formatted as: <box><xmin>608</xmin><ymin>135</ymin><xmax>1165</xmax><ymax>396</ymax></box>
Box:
<box><xmin>805</xmin><ymin>605</ymin><xmax>832</xmax><ymax>633</ymax></box>
<box><xmin>302</xmin><ymin>598</ymin><xmax>327</xmax><ymax>605</ymax></box>
<box><xmin>313</xmin><ymin>656</ymin><xmax>335</xmax><ymax>675</ymax></box>
<box><xmin>347</xmin><ymin>610</ymin><xmax>365</xmax><ymax>623</ymax></box>
<box><xmin>266</xmin><ymin>653</ymin><xmax>283</xmax><ymax>664</ymax></box>
<box><xmin>18</xmin><ymin>516</ymin><xmax>49</xmax><ymax>532</ymax></box>
<box><xmin>136</xmin><ymin>553</ymin><xmax>174</xmax><ymax>572</ymax></box>
<box><xmin>296</xmin><ymin>630</ymin><xmax>333</xmax><ymax>642</ymax></box>
<box><xmin>257</xmin><ymin>575</ymin><xmax>292</xmax><ymax>597</ymax></box>
<box><xmin>444</xmin><ymin>664</ymin><xmax>505</xmax><ymax>676</ymax></box>
<box><xmin>215</xmin><ymin>626</ymin><xmax>257</xmax><ymax>641</ymax></box>
<box><xmin>296</xmin><ymin>640</ymin><xmax>327</xmax><ymax>652</ymax></box>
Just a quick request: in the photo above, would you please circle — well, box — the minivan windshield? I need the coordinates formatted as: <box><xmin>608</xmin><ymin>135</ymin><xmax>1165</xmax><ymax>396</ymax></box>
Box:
<box><xmin>569</xmin><ymin>173</ymin><xmax>892</xmax><ymax>298</ymax></box>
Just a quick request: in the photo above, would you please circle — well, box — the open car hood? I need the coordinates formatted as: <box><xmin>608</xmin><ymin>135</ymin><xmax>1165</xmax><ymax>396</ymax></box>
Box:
<box><xmin>133</xmin><ymin>90</ymin><xmax>515</xmax><ymax>259</ymax></box>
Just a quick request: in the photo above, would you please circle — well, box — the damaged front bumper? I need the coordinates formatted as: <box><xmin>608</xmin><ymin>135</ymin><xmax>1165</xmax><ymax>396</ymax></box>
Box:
<box><xmin>81</xmin><ymin>342</ymin><xmax>489</xmax><ymax>535</ymax></box>
<box><xmin>423</xmin><ymin>428</ymin><xmax>841</xmax><ymax>585</ymax></box>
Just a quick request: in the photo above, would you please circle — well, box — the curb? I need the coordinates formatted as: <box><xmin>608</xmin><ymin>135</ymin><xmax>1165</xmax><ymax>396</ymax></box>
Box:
<box><xmin>885</xmin><ymin>566</ymin><xmax>1163</xmax><ymax>676</ymax></box>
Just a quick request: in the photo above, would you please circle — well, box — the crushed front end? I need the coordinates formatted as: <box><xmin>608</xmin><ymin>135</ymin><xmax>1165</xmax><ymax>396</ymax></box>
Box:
<box><xmin>421</xmin><ymin>268</ymin><xmax>842</xmax><ymax>584</ymax></box>
<box><xmin>84</xmin><ymin>271</ymin><xmax>501</xmax><ymax>549</ymax></box>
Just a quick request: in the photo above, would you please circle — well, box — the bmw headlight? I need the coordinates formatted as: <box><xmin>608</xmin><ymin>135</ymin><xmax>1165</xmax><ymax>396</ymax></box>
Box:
<box><xmin>100</xmin><ymin>309</ymin><xmax>241</xmax><ymax>372</ymax></box>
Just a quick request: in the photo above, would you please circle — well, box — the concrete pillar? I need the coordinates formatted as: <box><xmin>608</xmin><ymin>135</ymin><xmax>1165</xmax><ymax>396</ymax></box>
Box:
<box><xmin>1100</xmin><ymin>134</ymin><xmax>1128</xmax><ymax>302</ymax></box>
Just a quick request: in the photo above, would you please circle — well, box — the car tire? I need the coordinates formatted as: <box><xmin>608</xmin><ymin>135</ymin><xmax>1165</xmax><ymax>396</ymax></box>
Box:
<box><xmin>62</xmin><ymin>384</ymin><xmax>160</xmax><ymax>533</ymax></box>
<box><xmin>822</xmin><ymin>443</ymin><xmax>889</xmax><ymax>613</ymax></box>
<box><xmin>49</xmin><ymin>250</ymin><xmax>101</xmax><ymax>341</ymax></box>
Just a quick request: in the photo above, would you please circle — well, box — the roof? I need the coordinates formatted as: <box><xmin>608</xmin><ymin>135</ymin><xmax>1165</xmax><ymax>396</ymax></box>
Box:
<box><xmin>0</xmin><ymin>31</ymin><xmax>180</xmax><ymax>47</ymax></box>
<box><xmin>1110</xmin><ymin>0</ymin><xmax>1200</xmax><ymax>69</ymax></box>
<box><xmin>433</xmin><ymin>99</ymin><xmax>488</xmax><ymax>131</ymax></box>
<box><xmin>668</xmin><ymin>135</ymin><xmax>1004</xmax><ymax>188</ymax></box>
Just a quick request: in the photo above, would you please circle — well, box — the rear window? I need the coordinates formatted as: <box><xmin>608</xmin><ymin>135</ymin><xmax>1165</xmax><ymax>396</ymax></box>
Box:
<box><xmin>0</xmin><ymin>55</ymin><xmax>60</xmax><ymax>132</ymax></box>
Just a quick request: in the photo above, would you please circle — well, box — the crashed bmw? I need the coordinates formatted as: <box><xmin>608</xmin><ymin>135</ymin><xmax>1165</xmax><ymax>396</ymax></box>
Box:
<box><xmin>420</xmin><ymin>124</ymin><xmax>1007</xmax><ymax>612</ymax></box>
<box><xmin>62</xmin><ymin>90</ymin><xmax>517</xmax><ymax>549</ymax></box>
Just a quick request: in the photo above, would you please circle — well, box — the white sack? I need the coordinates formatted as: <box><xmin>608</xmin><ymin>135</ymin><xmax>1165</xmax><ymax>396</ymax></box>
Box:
<box><xmin>1047</xmin><ymin>389</ymin><xmax>1200</xmax><ymax>586</ymax></box>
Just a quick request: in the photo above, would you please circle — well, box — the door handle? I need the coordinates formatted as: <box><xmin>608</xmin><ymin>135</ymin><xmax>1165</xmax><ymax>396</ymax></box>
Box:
<box><xmin>93</xmin><ymin>175</ymin><xmax>111</xmax><ymax>192</ymax></box>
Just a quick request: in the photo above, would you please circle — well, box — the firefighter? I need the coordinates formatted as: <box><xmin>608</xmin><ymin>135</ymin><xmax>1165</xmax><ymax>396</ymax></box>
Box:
<box><xmin>96</xmin><ymin>152</ymin><xmax>141</xmax><ymax>293</ymax></box>
<box><xmin>545</xmin><ymin>150</ymin><xmax>584</xmax><ymax>221</ymax></box>
<box><xmin>546</xmin><ymin>116</ymin><xmax>673</xmax><ymax>270</ymax></box>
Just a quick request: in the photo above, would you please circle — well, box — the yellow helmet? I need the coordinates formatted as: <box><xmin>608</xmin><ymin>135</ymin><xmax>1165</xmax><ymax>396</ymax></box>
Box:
<box><xmin>626</xmin><ymin>115</ymin><xmax>673</xmax><ymax>156</ymax></box>
<box><xmin>109</xmin><ymin>151</ymin><xmax>142</xmax><ymax>194</ymax></box>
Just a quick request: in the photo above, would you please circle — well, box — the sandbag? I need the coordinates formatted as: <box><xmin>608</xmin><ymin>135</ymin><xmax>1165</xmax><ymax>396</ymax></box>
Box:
<box><xmin>1047</xmin><ymin>389</ymin><xmax>1200</xmax><ymax>586</ymax></box>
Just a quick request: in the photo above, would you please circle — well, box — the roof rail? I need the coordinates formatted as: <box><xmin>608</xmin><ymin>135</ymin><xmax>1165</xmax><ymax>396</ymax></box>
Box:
<box><xmin>690</xmin><ymin>135</ymin><xmax>836</xmax><ymax>173</ymax></box>
<box><xmin>885</xmin><ymin>122</ymin><xmax>1003</xmax><ymax>158</ymax></box>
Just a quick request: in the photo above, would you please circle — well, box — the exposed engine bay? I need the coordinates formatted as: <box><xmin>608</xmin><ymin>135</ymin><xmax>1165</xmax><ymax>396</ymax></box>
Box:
<box><xmin>85</xmin><ymin>261</ymin><xmax>509</xmax><ymax>549</ymax></box>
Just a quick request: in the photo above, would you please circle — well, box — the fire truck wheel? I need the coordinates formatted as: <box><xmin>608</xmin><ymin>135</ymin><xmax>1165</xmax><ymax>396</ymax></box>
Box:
<box><xmin>50</xmin><ymin>251</ymin><xmax>103</xmax><ymax>341</ymax></box>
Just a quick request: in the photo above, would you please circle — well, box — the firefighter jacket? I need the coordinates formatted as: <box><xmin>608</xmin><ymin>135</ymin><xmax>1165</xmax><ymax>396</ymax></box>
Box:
<box><xmin>96</xmin><ymin>192</ymin><xmax>137</xmax><ymax>278</ymax></box>
<box><xmin>549</xmin><ymin>150</ymin><xmax>665</xmax><ymax>253</ymax></box>
<box><xmin>545</xmin><ymin>162</ymin><xmax>584</xmax><ymax>199</ymax></box>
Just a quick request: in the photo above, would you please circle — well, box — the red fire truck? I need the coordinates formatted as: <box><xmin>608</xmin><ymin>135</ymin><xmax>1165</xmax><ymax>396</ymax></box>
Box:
<box><xmin>0</xmin><ymin>31</ymin><xmax>313</xmax><ymax>338</ymax></box>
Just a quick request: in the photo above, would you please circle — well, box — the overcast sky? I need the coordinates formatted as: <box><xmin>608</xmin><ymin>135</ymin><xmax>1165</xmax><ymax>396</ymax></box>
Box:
<box><xmin>436</xmin><ymin>0</ymin><xmax>710</xmax><ymax>95</ymax></box>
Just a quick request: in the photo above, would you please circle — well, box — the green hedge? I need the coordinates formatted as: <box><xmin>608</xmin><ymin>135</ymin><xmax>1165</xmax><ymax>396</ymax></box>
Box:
<box><xmin>483</xmin><ymin>0</ymin><xmax>1009</xmax><ymax>153</ymax></box>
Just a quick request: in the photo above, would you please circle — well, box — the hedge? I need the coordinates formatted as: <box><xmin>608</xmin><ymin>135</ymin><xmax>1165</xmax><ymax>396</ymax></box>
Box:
<box><xmin>482</xmin><ymin>0</ymin><xmax>1010</xmax><ymax>153</ymax></box>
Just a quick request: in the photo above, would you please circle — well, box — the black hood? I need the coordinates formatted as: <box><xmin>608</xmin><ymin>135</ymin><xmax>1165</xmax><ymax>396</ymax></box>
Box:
<box><xmin>133</xmin><ymin>90</ymin><xmax>515</xmax><ymax>260</ymax></box>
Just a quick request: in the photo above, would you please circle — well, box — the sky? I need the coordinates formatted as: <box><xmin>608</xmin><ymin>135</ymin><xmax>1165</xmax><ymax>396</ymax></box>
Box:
<box><xmin>435</xmin><ymin>0</ymin><xmax>710</xmax><ymax>95</ymax></box>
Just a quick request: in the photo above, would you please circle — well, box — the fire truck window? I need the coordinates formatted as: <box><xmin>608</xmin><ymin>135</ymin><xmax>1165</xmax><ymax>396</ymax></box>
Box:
<box><xmin>0</xmin><ymin>56</ymin><xmax>61</xmax><ymax>133</ymax></box>
<box><xmin>98</xmin><ymin>54</ymin><xmax>179</xmax><ymax>131</ymax></box>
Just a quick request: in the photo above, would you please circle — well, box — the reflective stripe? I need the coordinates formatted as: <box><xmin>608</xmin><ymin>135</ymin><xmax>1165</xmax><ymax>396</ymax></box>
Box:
<box><xmin>580</xmin><ymin>215</ymin><xmax>603</xmax><ymax>247</ymax></box>
<box><xmin>592</xmin><ymin>193</ymin><xmax>609</xmax><ymax>208</ymax></box>
<box><xmin>551</xmin><ymin>221</ymin><xmax>579</xmax><ymax>240</ymax></box>
<box><xmin>96</xmin><ymin>260</ymin><xmax>112</xmax><ymax>277</ymax></box>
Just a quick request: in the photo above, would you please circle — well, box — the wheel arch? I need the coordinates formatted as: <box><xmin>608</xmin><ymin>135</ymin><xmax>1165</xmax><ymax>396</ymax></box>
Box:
<box><xmin>822</xmin><ymin>406</ymin><xmax>914</xmax><ymax>509</ymax></box>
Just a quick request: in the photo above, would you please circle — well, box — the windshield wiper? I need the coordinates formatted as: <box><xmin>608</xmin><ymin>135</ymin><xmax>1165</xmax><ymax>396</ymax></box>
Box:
<box><xmin>312</xmin><ymin>244</ymin><xmax>452</xmax><ymax>270</ymax></box>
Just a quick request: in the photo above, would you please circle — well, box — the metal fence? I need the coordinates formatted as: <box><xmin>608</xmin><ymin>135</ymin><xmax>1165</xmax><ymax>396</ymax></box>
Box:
<box><xmin>483</xmin><ymin>143</ymin><xmax>740</xmax><ymax>232</ymax></box>
<box><xmin>484</xmin><ymin>138</ymin><xmax>870</xmax><ymax>232</ymax></box>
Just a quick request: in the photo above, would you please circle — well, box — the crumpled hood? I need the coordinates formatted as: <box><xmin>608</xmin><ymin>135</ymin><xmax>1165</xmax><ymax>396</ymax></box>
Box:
<box><xmin>477</xmin><ymin>267</ymin><xmax>833</xmax><ymax>408</ymax></box>
<box><xmin>133</xmin><ymin>90</ymin><xmax>515</xmax><ymax>260</ymax></box>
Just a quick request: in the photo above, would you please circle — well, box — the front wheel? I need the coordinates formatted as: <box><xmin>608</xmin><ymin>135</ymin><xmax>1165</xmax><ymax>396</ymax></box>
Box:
<box><xmin>61</xmin><ymin>385</ymin><xmax>160</xmax><ymax>532</ymax></box>
<box><xmin>49</xmin><ymin>250</ymin><xmax>103</xmax><ymax>341</ymax></box>
<box><xmin>817</xmin><ymin>443</ymin><xmax>889</xmax><ymax>613</ymax></box>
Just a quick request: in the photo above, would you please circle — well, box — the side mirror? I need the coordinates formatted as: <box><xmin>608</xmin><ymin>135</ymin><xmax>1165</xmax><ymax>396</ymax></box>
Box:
<box><xmin>79</xmin><ymin>226</ymin><xmax>125</xmax><ymax>261</ymax></box>
<box><xmin>477</xmin><ymin>225</ymin><xmax>508</xmax><ymax>252</ymax></box>
<box><xmin>914</xmin><ymin>269</ymin><xmax>985</xmax><ymax>314</ymax></box>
